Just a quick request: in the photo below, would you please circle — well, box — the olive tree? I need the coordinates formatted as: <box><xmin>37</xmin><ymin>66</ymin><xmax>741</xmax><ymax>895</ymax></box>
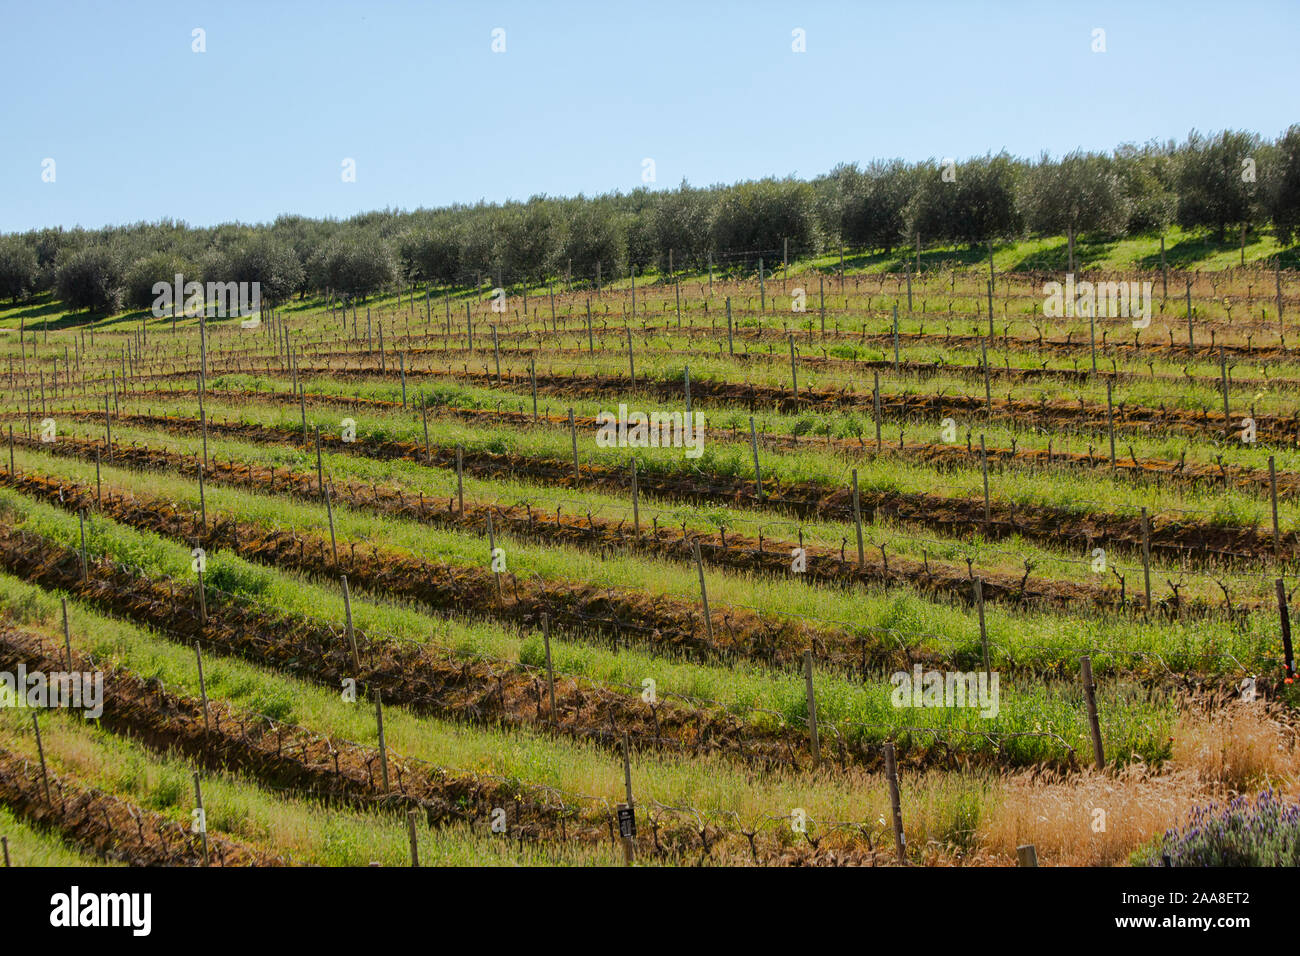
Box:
<box><xmin>1175</xmin><ymin>129</ymin><xmax>1261</xmax><ymax>242</ymax></box>
<box><xmin>0</xmin><ymin>238</ymin><xmax>38</xmax><ymax>303</ymax></box>
<box><xmin>55</xmin><ymin>246</ymin><xmax>124</xmax><ymax>313</ymax></box>
<box><xmin>1020</xmin><ymin>151</ymin><xmax>1129</xmax><ymax>270</ymax></box>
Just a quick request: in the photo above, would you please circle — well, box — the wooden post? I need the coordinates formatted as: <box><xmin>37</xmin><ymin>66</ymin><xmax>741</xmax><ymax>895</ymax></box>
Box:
<box><xmin>819</xmin><ymin>273</ymin><xmax>825</xmax><ymax>334</ymax></box>
<box><xmin>986</xmin><ymin>279</ymin><xmax>994</xmax><ymax>340</ymax></box>
<box><xmin>315</xmin><ymin>426</ymin><xmax>325</xmax><ymax>497</ymax></box>
<box><xmin>788</xmin><ymin>334</ymin><xmax>798</xmax><ymax>400</ymax></box>
<box><xmin>193</xmin><ymin>773</ymin><xmax>209</xmax><ymax>866</ymax></box>
<box><xmin>1278</xmin><ymin>579</ymin><xmax>1295</xmax><ymax>680</ymax></box>
<box><xmin>58</xmin><ymin>597</ymin><xmax>73</xmax><ymax>671</ymax></box>
<box><xmin>620</xmin><ymin>734</ymin><xmax>636</xmax><ymax>865</ymax></box>
<box><xmin>325</xmin><ymin>487</ymin><xmax>338</xmax><ymax>566</ymax></box>
<box><xmin>456</xmin><ymin>445</ymin><xmax>464</xmax><ymax>516</ymax></box>
<box><xmin>873</xmin><ymin>371</ymin><xmax>882</xmax><ymax>452</ymax></box>
<box><xmin>1270</xmin><ymin>456</ymin><xmax>1281</xmax><ymax>560</ymax></box>
<box><xmin>851</xmin><ymin>468</ymin><xmax>865</xmax><ymax>568</ymax></box>
<box><xmin>626</xmin><ymin>326</ymin><xmax>635</xmax><ymax>384</ymax></box>
<box><xmin>981</xmin><ymin>339</ymin><xmax>991</xmax><ymax>416</ymax></box>
<box><xmin>974</xmin><ymin>577</ymin><xmax>990</xmax><ymax>680</ymax></box>
<box><xmin>487</xmin><ymin>511</ymin><xmax>502</xmax><ymax>599</ymax></box>
<box><xmin>1</xmin><ymin>836</ymin><xmax>9</xmax><ymax>867</ymax></box>
<box><xmin>883</xmin><ymin>740</ymin><xmax>905</xmax><ymax>863</ymax></box>
<box><xmin>412</xmin><ymin>398</ymin><xmax>430</xmax><ymax>467</ymax></box>
<box><xmin>1141</xmin><ymin>507</ymin><xmax>1152</xmax><ymax>611</ymax></box>
<box><xmin>196</xmin><ymin>568</ymin><xmax>206</xmax><ymax>624</ymax></box>
<box><xmin>1080</xmin><ymin>655</ymin><xmax>1105</xmax><ymax>770</ymax></box>
<box><xmin>32</xmin><ymin>713</ymin><xmax>52</xmax><ymax>805</ymax></box>
<box><xmin>586</xmin><ymin>300</ymin><xmax>594</xmax><ymax>353</ymax></box>
<box><xmin>748</xmin><ymin>416</ymin><xmax>763</xmax><ymax>499</ymax></box>
<box><xmin>1089</xmin><ymin>310</ymin><xmax>1097</xmax><ymax>373</ymax></box>
<box><xmin>341</xmin><ymin>574</ymin><xmax>360</xmax><ymax>670</ymax></box>
<box><xmin>530</xmin><ymin>357</ymin><xmax>538</xmax><ymax>420</ymax></box>
<box><xmin>684</xmin><ymin>364</ymin><xmax>691</xmax><ymax>414</ymax></box>
<box><xmin>79</xmin><ymin>509</ymin><xmax>88</xmax><ymax>580</ymax></box>
<box><xmin>541</xmin><ymin>613</ymin><xmax>557</xmax><ymax>725</ymax></box>
<box><xmin>399</xmin><ymin>353</ymin><xmax>407</xmax><ymax>408</ymax></box>
<box><xmin>726</xmin><ymin>297</ymin><xmax>734</xmax><ymax>355</ymax></box>
<box><xmin>892</xmin><ymin>305</ymin><xmax>900</xmax><ymax>368</ymax></box>
<box><xmin>1186</xmin><ymin>279</ymin><xmax>1194</xmax><ymax>353</ymax></box>
<box><xmin>194</xmin><ymin>640</ymin><xmax>210</xmax><ymax>735</ymax></box>
<box><xmin>692</xmin><ymin>540</ymin><xmax>714</xmax><ymax>642</ymax></box>
<box><xmin>1106</xmin><ymin>381</ymin><xmax>1116</xmax><ymax>468</ymax></box>
<box><xmin>1220</xmin><ymin>348</ymin><xmax>1230</xmax><ymax>423</ymax></box>
<box><xmin>407</xmin><ymin>809</ymin><xmax>420</xmax><ymax>867</ymax></box>
<box><xmin>197</xmin><ymin>463</ymin><xmax>206</xmax><ymax>532</ymax></box>
<box><xmin>803</xmin><ymin>649</ymin><xmax>820</xmax><ymax>768</ymax></box>
<box><xmin>375</xmin><ymin>689</ymin><xmax>390</xmax><ymax>791</ymax></box>
<box><xmin>568</xmin><ymin>408</ymin><xmax>579</xmax><ymax>483</ymax></box>
<box><xmin>630</xmin><ymin>458</ymin><xmax>640</xmax><ymax>537</ymax></box>
<box><xmin>1017</xmin><ymin>844</ymin><xmax>1039</xmax><ymax>867</ymax></box>
<box><xmin>980</xmin><ymin>435</ymin><xmax>991</xmax><ymax>526</ymax></box>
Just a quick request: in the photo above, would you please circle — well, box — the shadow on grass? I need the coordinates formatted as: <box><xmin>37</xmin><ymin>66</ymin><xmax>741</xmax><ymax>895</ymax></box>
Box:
<box><xmin>1133</xmin><ymin>234</ymin><xmax>1300</xmax><ymax>270</ymax></box>
<box><xmin>0</xmin><ymin>307</ymin><xmax>102</xmax><ymax>332</ymax></box>
<box><xmin>0</xmin><ymin>294</ymin><xmax>78</xmax><ymax>327</ymax></box>
<box><xmin>1010</xmin><ymin>238</ymin><xmax>1120</xmax><ymax>273</ymax></box>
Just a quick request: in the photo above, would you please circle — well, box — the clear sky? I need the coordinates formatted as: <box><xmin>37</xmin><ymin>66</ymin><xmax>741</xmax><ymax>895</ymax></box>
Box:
<box><xmin>2</xmin><ymin>0</ymin><xmax>1297</xmax><ymax>233</ymax></box>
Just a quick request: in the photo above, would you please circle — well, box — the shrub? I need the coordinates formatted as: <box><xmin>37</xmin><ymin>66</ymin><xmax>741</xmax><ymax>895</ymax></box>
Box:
<box><xmin>1135</xmin><ymin>791</ymin><xmax>1300</xmax><ymax>866</ymax></box>
<box><xmin>54</xmin><ymin>246</ymin><xmax>124</xmax><ymax>313</ymax></box>
<box><xmin>123</xmin><ymin>251</ymin><xmax>199</xmax><ymax>310</ymax></box>
<box><xmin>0</xmin><ymin>238</ymin><xmax>39</xmax><ymax>303</ymax></box>
<box><xmin>322</xmin><ymin>241</ymin><xmax>395</xmax><ymax>299</ymax></box>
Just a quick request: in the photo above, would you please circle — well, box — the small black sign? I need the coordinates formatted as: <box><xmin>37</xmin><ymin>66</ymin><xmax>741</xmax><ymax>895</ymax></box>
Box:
<box><xmin>617</xmin><ymin>805</ymin><xmax>636</xmax><ymax>839</ymax></box>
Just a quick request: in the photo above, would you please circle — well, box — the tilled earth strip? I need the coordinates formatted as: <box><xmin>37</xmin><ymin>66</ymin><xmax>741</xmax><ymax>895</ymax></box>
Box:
<box><xmin>11</xmin><ymin>431</ymin><xmax>1207</xmax><ymax>614</ymax></box>
<box><xmin>79</xmin><ymin>324</ymin><xmax>1300</xmax><ymax>394</ymax></box>
<box><xmin>5</xmin><ymin>457</ymin><xmax>1250</xmax><ymax>712</ymax></box>
<box><xmin>0</xmin><ymin>623</ymin><xmax>904</xmax><ymax>865</ymax></box>
<box><xmin>25</xmin><ymin>400</ymin><xmax>1292</xmax><ymax>577</ymax></box>
<box><xmin>0</xmin><ymin>503</ymin><xmax>1099</xmax><ymax>771</ymax></box>
<box><xmin>27</xmin><ymin>375</ymin><xmax>1296</xmax><ymax>503</ymax></box>
<box><xmin>100</xmin><ymin>354</ymin><xmax>1300</xmax><ymax>444</ymax></box>
<box><xmin>5</xmin><ymin>511</ymin><xmax>1005</xmax><ymax>773</ymax></box>
<box><xmin>0</xmin><ymin>741</ymin><xmax>276</xmax><ymax>866</ymax></box>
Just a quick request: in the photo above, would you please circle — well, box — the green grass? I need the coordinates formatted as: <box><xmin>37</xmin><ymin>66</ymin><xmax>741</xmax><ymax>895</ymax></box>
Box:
<box><xmin>0</xmin><ymin>467</ymin><xmax>1212</xmax><ymax>768</ymax></box>
<box><xmin>0</xmin><ymin>566</ymin><xmax>1003</xmax><ymax>845</ymax></box>
<box><xmin>0</xmin><ymin>802</ymin><xmax>116</xmax><ymax>867</ymax></box>
<box><xmin>0</xmin><ymin>705</ymin><xmax>626</xmax><ymax>866</ymax></box>
<box><xmin>33</xmin><ymin>415</ymin><xmax>1290</xmax><ymax>615</ymax></box>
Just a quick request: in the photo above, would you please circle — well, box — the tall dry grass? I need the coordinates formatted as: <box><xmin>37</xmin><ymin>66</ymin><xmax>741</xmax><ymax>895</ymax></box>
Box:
<box><xmin>973</xmin><ymin>701</ymin><xmax>1298</xmax><ymax>866</ymax></box>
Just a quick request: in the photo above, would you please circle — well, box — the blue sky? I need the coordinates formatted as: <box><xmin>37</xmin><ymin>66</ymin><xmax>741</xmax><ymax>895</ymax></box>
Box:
<box><xmin>2</xmin><ymin>0</ymin><xmax>1297</xmax><ymax>232</ymax></box>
